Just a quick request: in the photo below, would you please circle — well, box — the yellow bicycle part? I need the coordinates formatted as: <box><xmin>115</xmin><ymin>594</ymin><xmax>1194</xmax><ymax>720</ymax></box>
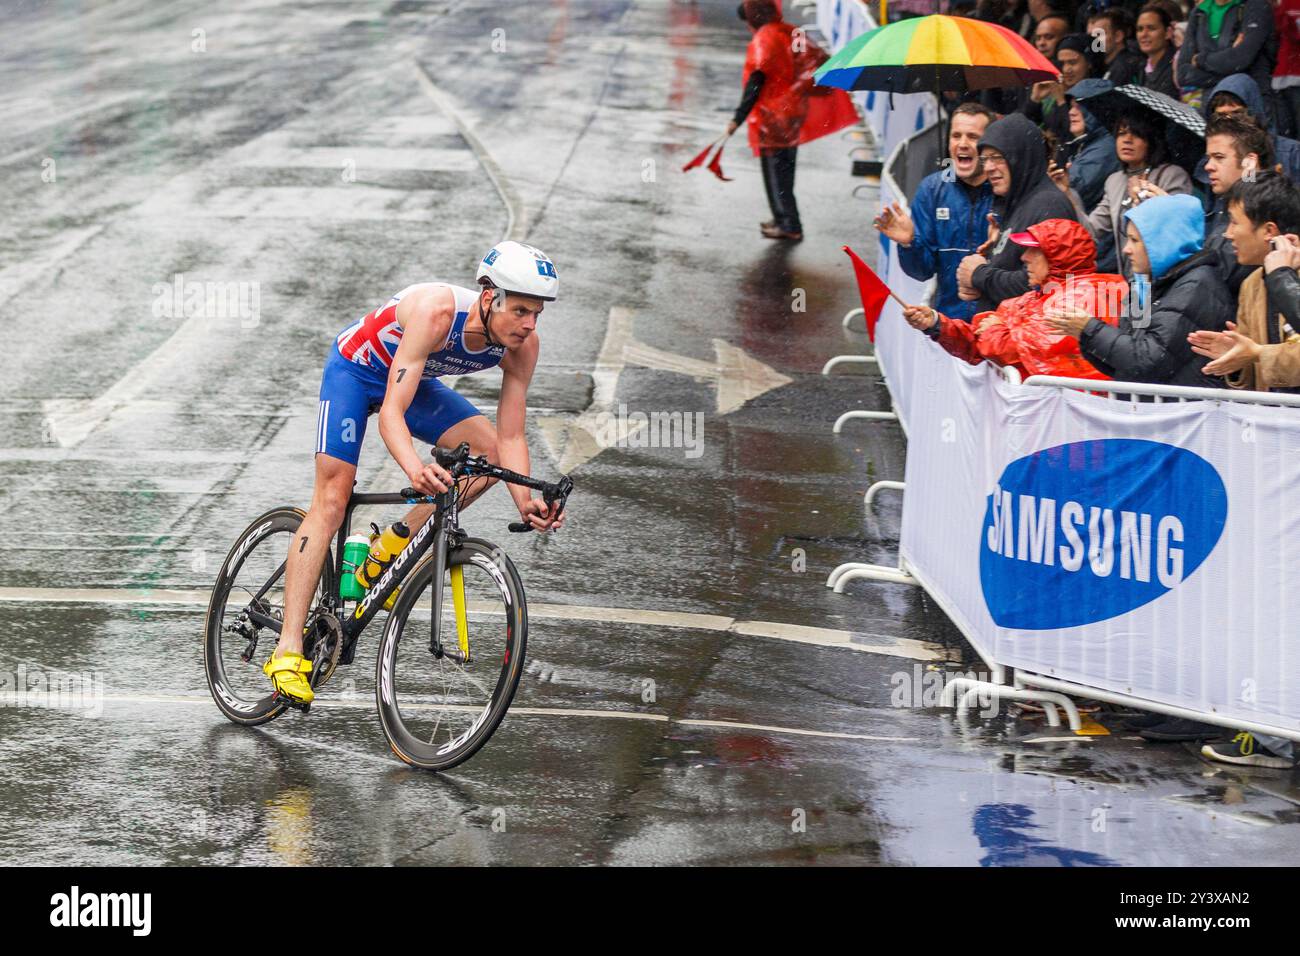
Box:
<box><xmin>451</xmin><ymin>563</ymin><xmax>470</xmax><ymax>662</ymax></box>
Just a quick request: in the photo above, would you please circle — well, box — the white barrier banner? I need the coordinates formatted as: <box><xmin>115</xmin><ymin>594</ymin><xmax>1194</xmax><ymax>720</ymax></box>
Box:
<box><xmin>873</xmin><ymin>168</ymin><xmax>929</xmax><ymax>431</ymax></box>
<box><xmin>815</xmin><ymin>4</ymin><xmax>1300</xmax><ymax>736</ymax></box>
<box><xmin>891</xmin><ymin>318</ymin><xmax>1300</xmax><ymax>737</ymax></box>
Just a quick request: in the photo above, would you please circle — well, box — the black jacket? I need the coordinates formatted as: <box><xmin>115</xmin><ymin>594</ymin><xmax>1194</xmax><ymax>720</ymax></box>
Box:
<box><xmin>1262</xmin><ymin>268</ymin><xmax>1300</xmax><ymax>393</ymax></box>
<box><xmin>1203</xmin><ymin>195</ymin><xmax>1256</xmax><ymax>294</ymax></box>
<box><xmin>1103</xmin><ymin>48</ymin><xmax>1145</xmax><ymax>87</ymax></box>
<box><xmin>1133</xmin><ymin>49</ymin><xmax>1177</xmax><ymax>99</ymax></box>
<box><xmin>1176</xmin><ymin>0</ymin><xmax>1277</xmax><ymax>97</ymax></box>
<box><xmin>970</xmin><ymin>113</ymin><xmax>1081</xmax><ymax>310</ymax></box>
<box><xmin>1078</xmin><ymin>251</ymin><xmax>1231</xmax><ymax>387</ymax></box>
<box><xmin>1267</xmin><ymin>265</ymin><xmax>1300</xmax><ymax>335</ymax></box>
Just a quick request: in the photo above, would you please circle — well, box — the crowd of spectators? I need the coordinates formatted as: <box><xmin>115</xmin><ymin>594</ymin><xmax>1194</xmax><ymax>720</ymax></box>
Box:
<box><xmin>874</xmin><ymin>0</ymin><xmax>1300</xmax><ymax>770</ymax></box>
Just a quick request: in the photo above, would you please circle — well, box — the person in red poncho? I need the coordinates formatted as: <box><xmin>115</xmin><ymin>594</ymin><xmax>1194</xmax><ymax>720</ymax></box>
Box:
<box><xmin>725</xmin><ymin>0</ymin><xmax>857</xmax><ymax>240</ymax></box>
<box><xmin>901</xmin><ymin>218</ymin><xmax>1127</xmax><ymax>380</ymax></box>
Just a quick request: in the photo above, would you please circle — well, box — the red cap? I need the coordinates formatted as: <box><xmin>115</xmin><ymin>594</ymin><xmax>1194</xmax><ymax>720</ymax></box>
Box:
<box><xmin>1009</xmin><ymin>231</ymin><xmax>1040</xmax><ymax>248</ymax></box>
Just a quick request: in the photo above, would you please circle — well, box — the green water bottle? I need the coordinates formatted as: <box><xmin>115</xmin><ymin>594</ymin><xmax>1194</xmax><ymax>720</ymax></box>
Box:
<box><xmin>340</xmin><ymin>534</ymin><xmax>371</xmax><ymax>600</ymax></box>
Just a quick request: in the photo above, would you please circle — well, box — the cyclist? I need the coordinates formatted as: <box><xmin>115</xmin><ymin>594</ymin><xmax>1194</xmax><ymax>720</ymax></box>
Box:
<box><xmin>266</xmin><ymin>241</ymin><xmax>566</xmax><ymax>705</ymax></box>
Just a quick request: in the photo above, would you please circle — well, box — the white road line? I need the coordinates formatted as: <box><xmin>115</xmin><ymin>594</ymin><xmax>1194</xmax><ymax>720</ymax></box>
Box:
<box><xmin>674</xmin><ymin>719</ymin><xmax>918</xmax><ymax>742</ymax></box>
<box><xmin>0</xmin><ymin>587</ymin><xmax>942</xmax><ymax>661</ymax></box>
<box><xmin>0</xmin><ymin>692</ymin><xmax>914</xmax><ymax>743</ymax></box>
<box><xmin>414</xmin><ymin>61</ymin><xmax>525</xmax><ymax>241</ymax></box>
<box><xmin>508</xmin><ymin>707</ymin><xmax>670</xmax><ymax>722</ymax></box>
<box><xmin>0</xmin><ymin>225</ymin><xmax>105</xmax><ymax>309</ymax></box>
<box><xmin>731</xmin><ymin>620</ymin><xmax>940</xmax><ymax>661</ymax></box>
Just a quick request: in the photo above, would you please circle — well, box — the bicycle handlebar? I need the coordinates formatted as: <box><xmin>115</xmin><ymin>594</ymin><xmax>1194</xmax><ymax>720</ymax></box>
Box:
<box><xmin>399</xmin><ymin>443</ymin><xmax>573</xmax><ymax>532</ymax></box>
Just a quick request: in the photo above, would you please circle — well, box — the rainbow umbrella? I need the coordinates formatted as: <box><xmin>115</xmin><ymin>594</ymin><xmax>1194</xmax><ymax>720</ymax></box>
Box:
<box><xmin>815</xmin><ymin>15</ymin><xmax>1058</xmax><ymax>95</ymax></box>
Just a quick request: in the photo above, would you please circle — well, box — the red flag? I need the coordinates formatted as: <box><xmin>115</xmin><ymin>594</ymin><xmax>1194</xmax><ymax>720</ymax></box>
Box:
<box><xmin>681</xmin><ymin>140</ymin><xmax>715</xmax><ymax>172</ymax></box>
<box><xmin>683</xmin><ymin>138</ymin><xmax>733</xmax><ymax>181</ymax></box>
<box><xmin>843</xmin><ymin>245</ymin><xmax>892</xmax><ymax>341</ymax></box>
<box><xmin>706</xmin><ymin>141</ymin><xmax>732</xmax><ymax>181</ymax></box>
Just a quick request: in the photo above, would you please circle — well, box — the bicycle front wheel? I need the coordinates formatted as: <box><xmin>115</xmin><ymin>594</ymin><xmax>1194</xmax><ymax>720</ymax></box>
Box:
<box><xmin>376</xmin><ymin>538</ymin><xmax>528</xmax><ymax>771</ymax></box>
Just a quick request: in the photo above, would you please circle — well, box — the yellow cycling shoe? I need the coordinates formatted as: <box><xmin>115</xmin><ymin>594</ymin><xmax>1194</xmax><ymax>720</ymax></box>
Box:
<box><xmin>263</xmin><ymin>651</ymin><xmax>314</xmax><ymax>705</ymax></box>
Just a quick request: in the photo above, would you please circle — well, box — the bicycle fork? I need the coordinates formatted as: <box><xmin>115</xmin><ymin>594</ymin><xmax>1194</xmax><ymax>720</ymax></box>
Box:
<box><xmin>429</xmin><ymin>501</ymin><xmax>471</xmax><ymax>664</ymax></box>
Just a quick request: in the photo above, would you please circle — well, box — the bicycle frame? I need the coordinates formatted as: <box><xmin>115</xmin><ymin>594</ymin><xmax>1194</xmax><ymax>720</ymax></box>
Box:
<box><xmin>238</xmin><ymin>443</ymin><xmax>569</xmax><ymax>665</ymax></box>
<box><xmin>333</xmin><ymin>485</ymin><xmax>458</xmax><ymax>659</ymax></box>
<box><xmin>241</xmin><ymin>485</ymin><xmax>456</xmax><ymax>663</ymax></box>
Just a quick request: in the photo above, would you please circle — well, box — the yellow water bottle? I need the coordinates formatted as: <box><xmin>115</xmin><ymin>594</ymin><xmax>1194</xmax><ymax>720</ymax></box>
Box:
<box><xmin>355</xmin><ymin>522</ymin><xmax>410</xmax><ymax>605</ymax></box>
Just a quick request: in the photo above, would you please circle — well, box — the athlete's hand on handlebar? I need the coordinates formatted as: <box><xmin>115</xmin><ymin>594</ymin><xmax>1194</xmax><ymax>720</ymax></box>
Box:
<box><xmin>407</xmin><ymin>460</ymin><xmax>454</xmax><ymax>496</ymax></box>
<box><xmin>518</xmin><ymin>497</ymin><xmax>564</xmax><ymax>532</ymax></box>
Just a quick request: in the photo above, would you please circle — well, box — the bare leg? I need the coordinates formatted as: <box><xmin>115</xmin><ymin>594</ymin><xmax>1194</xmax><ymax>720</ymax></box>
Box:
<box><xmin>278</xmin><ymin>454</ymin><xmax>357</xmax><ymax>657</ymax></box>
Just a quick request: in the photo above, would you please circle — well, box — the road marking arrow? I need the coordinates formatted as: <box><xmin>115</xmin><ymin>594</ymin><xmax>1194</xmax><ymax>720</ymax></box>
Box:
<box><xmin>538</xmin><ymin>307</ymin><xmax>791</xmax><ymax>471</ymax></box>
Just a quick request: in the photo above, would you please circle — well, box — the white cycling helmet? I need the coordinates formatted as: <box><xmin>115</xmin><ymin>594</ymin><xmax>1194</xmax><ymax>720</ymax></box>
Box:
<box><xmin>476</xmin><ymin>241</ymin><xmax>559</xmax><ymax>301</ymax></box>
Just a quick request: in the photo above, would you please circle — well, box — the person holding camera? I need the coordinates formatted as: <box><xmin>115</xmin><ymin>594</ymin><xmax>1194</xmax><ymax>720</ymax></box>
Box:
<box><xmin>1050</xmin><ymin>110</ymin><xmax>1194</xmax><ymax>277</ymax></box>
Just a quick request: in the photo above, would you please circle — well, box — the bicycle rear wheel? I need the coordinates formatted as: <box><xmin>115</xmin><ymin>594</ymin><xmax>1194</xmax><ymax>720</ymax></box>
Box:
<box><xmin>376</xmin><ymin>538</ymin><xmax>527</xmax><ymax>771</ymax></box>
<box><xmin>204</xmin><ymin>508</ymin><xmax>336</xmax><ymax>725</ymax></box>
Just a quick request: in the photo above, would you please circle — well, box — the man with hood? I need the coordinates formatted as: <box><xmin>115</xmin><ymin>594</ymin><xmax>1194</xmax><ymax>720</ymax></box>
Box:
<box><xmin>956</xmin><ymin>114</ymin><xmax>1080</xmax><ymax>311</ymax></box>
<box><xmin>1046</xmin><ymin>193</ymin><xmax>1232</xmax><ymax>386</ymax></box>
<box><xmin>1200</xmin><ymin>73</ymin><xmax>1300</xmax><ymax>182</ymax></box>
<box><xmin>903</xmin><ymin>219</ymin><xmax>1126</xmax><ymax>380</ymax></box>
<box><xmin>1176</xmin><ymin>0</ymin><xmax>1277</xmax><ymax>108</ymax></box>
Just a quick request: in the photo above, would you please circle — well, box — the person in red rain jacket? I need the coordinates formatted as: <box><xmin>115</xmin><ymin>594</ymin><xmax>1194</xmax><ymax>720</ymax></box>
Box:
<box><xmin>724</xmin><ymin>1</ymin><xmax>857</xmax><ymax>241</ymax></box>
<box><xmin>726</xmin><ymin>1</ymin><xmax>808</xmax><ymax>240</ymax></box>
<box><xmin>902</xmin><ymin>219</ymin><xmax>1127</xmax><ymax>380</ymax></box>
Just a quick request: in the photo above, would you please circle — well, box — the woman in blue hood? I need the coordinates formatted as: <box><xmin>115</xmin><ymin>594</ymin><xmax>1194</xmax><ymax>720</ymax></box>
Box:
<box><xmin>1046</xmin><ymin>193</ymin><xmax>1232</xmax><ymax>386</ymax></box>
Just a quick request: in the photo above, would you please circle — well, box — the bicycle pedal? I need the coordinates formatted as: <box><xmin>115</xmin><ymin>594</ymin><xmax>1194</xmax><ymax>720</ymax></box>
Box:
<box><xmin>273</xmin><ymin>691</ymin><xmax>312</xmax><ymax>714</ymax></box>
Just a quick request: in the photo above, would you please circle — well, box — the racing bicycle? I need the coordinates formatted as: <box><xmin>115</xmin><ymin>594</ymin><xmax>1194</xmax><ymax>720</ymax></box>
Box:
<box><xmin>203</xmin><ymin>442</ymin><xmax>573</xmax><ymax>770</ymax></box>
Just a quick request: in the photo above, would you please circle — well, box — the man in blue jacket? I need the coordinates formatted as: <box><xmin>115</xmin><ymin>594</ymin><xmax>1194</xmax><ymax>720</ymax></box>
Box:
<box><xmin>873</xmin><ymin>103</ymin><xmax>996</xmax><ymax>322</ymax></box>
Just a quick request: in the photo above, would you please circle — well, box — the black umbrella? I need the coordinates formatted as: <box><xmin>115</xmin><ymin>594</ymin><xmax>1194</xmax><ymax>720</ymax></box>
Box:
<box><xmin>1072</xmin><ymin>84</ymin><xmax>1206</xmax><ymax>173</ymax></box>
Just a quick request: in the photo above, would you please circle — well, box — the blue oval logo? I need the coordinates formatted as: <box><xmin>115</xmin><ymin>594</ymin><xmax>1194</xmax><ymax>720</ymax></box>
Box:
<box><xmin>980</xmin><ymin>439</ymin><xmax>1227</xmax><ymax>630</ymax></box>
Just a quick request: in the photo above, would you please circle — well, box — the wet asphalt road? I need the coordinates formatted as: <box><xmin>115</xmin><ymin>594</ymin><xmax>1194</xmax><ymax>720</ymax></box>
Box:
<box><xmin>1</xmin><ymin>0</ymin><xmax>1298</xmax><ymax>866</ymax></box>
